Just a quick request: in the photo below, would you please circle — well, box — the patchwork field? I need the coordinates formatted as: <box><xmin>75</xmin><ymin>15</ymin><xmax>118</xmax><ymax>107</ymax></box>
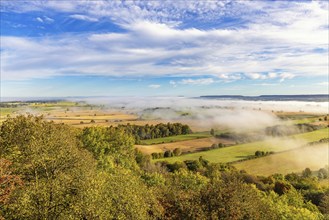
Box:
<box><xmin>233</xmin><ymin>143</ymin><xmax>329</xmax><ymax>176</ymax></box>
<box><xmin>155</xmin><ymin>128</ymin><xmax>329</xmax><ymax>163</ymax></box>
<box><xmin>136</xmin><ymin>137</ymin><xmax>234</xmax><ymax>155</ymax></box>
<box><xmin>139</xmin><ymin>132</ymin><xmax>212</xmax><ymax>145</ymax></box>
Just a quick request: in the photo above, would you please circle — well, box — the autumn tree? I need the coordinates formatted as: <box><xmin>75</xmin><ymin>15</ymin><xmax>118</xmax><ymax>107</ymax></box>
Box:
<box><xmin>0</xmin><ymin>115</ymin><xmax>96</xmax><ymax>219</ymax></box>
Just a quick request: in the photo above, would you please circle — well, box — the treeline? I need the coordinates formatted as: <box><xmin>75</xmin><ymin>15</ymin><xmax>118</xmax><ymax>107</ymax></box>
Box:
<box><xmin>116</xmin><ymin>123</ymin><xmax>192</xmax><ymax>144</ymax></box>
<box><xmin>1</xmin><ymin>116</ymin><xmax>328</xmax><ymax>219</ymax></box>
<box><xmin>265</xmin><ymin>123</ymin><xmax>322</xmax><ymax>137</ymax></box>
<box><xmin>217</xmin><ymin>132</ymin><xmax>263</xmax><ymax>143</ymax></box>
<box><xmin>0</xmin><ymin>102</ymin><xmax>28</xmax><ymax>108</ymax></box>
<box><xmin>216</xmin><ymin>123</ymin><xmax>323</xmax><ymax>144</ymax></box>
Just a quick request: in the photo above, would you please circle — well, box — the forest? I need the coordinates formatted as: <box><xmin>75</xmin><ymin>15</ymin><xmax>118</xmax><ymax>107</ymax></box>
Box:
<box><xmin>116</xmin><ymin>123</ymin><xmax>192</xmax><ymax>144</ymax></box>
<box><xmin>0</xmin><ymin>115</ymin><xmax>328</xmax><ymax>219</ymax></box>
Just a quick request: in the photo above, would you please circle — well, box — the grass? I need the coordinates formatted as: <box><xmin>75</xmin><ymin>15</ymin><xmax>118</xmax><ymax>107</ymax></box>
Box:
<box><xmin>292</xmin><ymin>117</ymin><xmax>321</xmax><ymax>124</ymax></box>
<box><xmin>292</xmin><ymin>127</ymin><xmax>329</xmax><ymax>142</ymax></box>
<box><xmin>140</xmin><ymin>132</ymin><xmax>212</xmax><ymax>145</ymax></box>
<box><xmin>155</xmin><ymin>128</ymin><xmax>329</xmax><ymax>164</ymax></box>
<box><xmin>0</xmin><ymin>108</ymin><xmax>20</xmax><ymax>116</ymax></box>
<box><xmin>30</xmin><ymin>101</ymin><xmax>79</xmax><ymax>107</ymax></box>
<box><xmin>233</xmin><ymin>143</ymin><xmax>328</xmax><ymax>176</ymax></box>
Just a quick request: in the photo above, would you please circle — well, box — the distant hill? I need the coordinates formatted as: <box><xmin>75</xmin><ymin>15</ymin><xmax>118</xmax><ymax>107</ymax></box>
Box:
<box><xmin>200</xmin><ymin>94</ymin><xmax>329</xmax><ymax>102</ymax></box>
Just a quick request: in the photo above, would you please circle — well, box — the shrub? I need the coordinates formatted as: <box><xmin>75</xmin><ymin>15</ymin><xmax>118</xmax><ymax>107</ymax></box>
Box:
<box><xmin>173</xmin><ymin>148</ymin><xmax>182</xmax><ymax>156</ymax></box>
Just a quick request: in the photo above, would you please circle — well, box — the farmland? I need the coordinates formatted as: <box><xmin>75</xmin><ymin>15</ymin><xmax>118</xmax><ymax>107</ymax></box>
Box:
<box><xmin>136</xmin><ymin>137</ymin><xmax>234</xmax><ymax>155</ymax></box>
<box><xmin>139</xmin><ymin>132</ymin><xmax>211</xmax><ymax>145</ymax></box>
<box><xmin>154</xmin><ymin>128</ymin><xmax>329</xmax><ymax>164</ymax></box>
<box><xmin>233</xmin><ymin>143</ymin><xmax>329</xmax><ymax>176</ymax></box>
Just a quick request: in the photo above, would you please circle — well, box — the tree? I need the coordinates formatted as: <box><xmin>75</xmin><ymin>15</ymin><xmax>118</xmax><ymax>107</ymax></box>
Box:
<box><xmin>72</xmin><ymin>170</ymin><xmax>163</xmax><ymax>219</ymax></box>
<box><xmin>319</xmin><ymin>193</ymin><xmax>329</xmax><ymax>214</ymax></box>
<box><xmin>198</xmin><ymin>156</ymin><xmax>209</xmax><ymax>167</ymax></box>
<box><xmin>302</xmin><ymin>168</ymin><xmax>312</xmax><ymax>178</ymax></box>
<box><xmin>0</xmin><ymin>115</ymin><xmax>96</xmax><ymax>219</ymax></box>
<box><xmin>184</xmin><ymin>160</ymin><xmax>202</xmax><ymax>171</ymax></box>
<box><xmin>151</xmin><ymin>152</ymin><xmax>159</xmax><ymax>159</ymax></box>
<box><xmin>200</xmin><ymin>173</ymin><xmax>277</xmax><ymax>219</ymax></box>
<box><xmin>79</xmin><ymin>126</ymin><xmax>136</xmax><ymax>170</ymax></box>
<box><xmin>210</xmin><ymin>128</ymin><xmax>215</xmax><ymax>136</ymax></box>
<box><xmin>173</xmin><ymin>148</ymin><xmax>182</xmax><ymax>156</ymax></box>
<box><xmin>164</xmin><ymin>150</ymin><xmax>173</xmax><ymax>158</ymax></box>
<box><xmin>0</xmin><ymin>159</ymin><xmax>22</xmax><ymax>205</ymax></box>
<box><xmin>274</xmin><ymin>181</ymin><xmax>292</xmax><ymax>195</ymax></box>
<box><xmin>255</xmin><ymin>150</ymin><xmax>263</xmax><ymax>157</ymax></box>
<box><xmin>211</xmin><ymin>143</ymin><xmax>218</xmax><ymax>149</ymax></box>
<box><xmin>318</xmin><ymin>168</ymin><xmax>328</xmax><ymax>179</ymax></box>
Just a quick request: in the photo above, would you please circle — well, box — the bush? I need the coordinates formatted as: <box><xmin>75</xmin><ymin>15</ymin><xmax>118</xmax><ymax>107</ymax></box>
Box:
<box><xmin>151</xmin><ymin>152</ymin><xmax>158</xmax><ymax>159</ymax></box>
<box><xmin>164</xmin><ymin>150</ymin><xmax>173</xmax><ymax>158</ymax></box>
<box><xmin>211</xmin><ymin>143</ymin><xmax>218</xmax><ymax>149</ymax></box>
<box><xmin>173</xmin><ymin>148</ymin><xmax>182</xmax><ymax>156</ymax></box>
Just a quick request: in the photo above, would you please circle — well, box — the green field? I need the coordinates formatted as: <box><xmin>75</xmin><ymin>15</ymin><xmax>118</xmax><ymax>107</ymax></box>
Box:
<box><xmin>155</xmin><ymin>128</ymin><xmax>329</xmax><ymax>163</ymax></box>
<box><xmin>140</xmin><ymin>132</ymin><xmax>212</xmax><ymax>145</ymax></box>
<box><xmin>293</xmin><ymin>127</ymin><xmax>329</xmax><ymax>142</ymax></box>
<box><xmin>234</xmin><ymin>143</ymin><xmax>328</xmax><ymax>176</ymax></box>
<box><xmin>0</xmin><ymin>108</ymin><xmax>18</xmax><ymax>116</ymax></box>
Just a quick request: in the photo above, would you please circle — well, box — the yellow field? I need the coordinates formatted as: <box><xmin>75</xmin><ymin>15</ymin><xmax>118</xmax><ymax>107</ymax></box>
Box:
<box><xmin>136</xmin><ymin>137</ymin><xmax>234</xmax><ymax>155</ymax></box>
<box><xmin>233</xmin><ymin>144</ymin><xmax>329</xmax><ymax>176</ymax></box>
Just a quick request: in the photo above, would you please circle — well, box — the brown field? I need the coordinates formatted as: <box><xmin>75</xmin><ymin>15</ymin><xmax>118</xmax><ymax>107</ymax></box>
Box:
<box><xmin>135</xmin><ymin>137</ymin><xmax>234</xmax><ymax>155</ymax></box>
<box><xmin>233</xmin><ymin>143</ymin><xmax>329</xmax><ymax>176</ymax></box>
<box><xmin>47</xmin><ymin>111</ymin><xmax>211</xmax><ymax>131</ymax></box>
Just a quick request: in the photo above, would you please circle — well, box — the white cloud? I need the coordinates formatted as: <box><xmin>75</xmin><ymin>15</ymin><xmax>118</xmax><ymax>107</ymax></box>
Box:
<box><xmin>36</xmin><ymin>16</ymin><xmax>54</xmax><ymax>23</ymax></box>
<box><xmin>44</xmin><ymin>16</ymin><xmax>54</xmax><ymax>23</ymax></box>
<box><xmin>148</xmin><ymin>84</ymin><xmax>161</xmax><ymax>89</ymax></box>
<box><xmin>179</xmin><ymin>78</ymin><xmax>215</xmax><ymax>85</ymax></box>
<box><xmin>279</xmin><ymin>73</ymin><xmax>295</xmax><ymax>82</ymax></box>
<box><xmin>1</xmin><ymin>1</ymin><xmax>328</xmax><ymax>82</ymax></box>
<box><xmin>36</xmin><ymin>17</ymin><xmax>43</xmax><ymax>23</ymax></box>
<box><xmin>169</xmin><ymin>80</ymin><xmax>177</xmax><ymax>87</ymax></box>
<box><xmin>69</xmin><ymin>14</ymin><xmax>98</xmax><ymax>22</ymax></box>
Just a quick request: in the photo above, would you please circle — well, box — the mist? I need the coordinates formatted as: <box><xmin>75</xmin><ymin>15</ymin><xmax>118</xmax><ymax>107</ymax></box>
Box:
<box><xmin>235</xmin><ymin>143</ymin><xmax>329</xmax><ymax>176</ymax></box>
<box><xmin>69</xmin><ymin>96</ymin><xmax>328</xmax><ymax>132</ymax></box>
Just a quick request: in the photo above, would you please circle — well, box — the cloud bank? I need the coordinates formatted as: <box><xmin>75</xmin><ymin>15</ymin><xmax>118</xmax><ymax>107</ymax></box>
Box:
<box><xmin>1</xmin><ymin>0</ymin><xmax>328</xmax><ymax>83</ymax></box>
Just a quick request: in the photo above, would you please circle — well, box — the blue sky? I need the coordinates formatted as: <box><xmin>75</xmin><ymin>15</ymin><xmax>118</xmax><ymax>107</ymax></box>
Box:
<box><xmin>0</xmin><ymin>0</ymin><xmax>328</xmax><ymax>97</ymax></box>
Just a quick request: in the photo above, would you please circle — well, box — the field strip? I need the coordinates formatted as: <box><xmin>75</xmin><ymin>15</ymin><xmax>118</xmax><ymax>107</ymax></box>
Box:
<box><xmin>154</xmin><ymin>128</ymin><xmax>329</xmax><ymax>163</ymax></box>
<box><xmin>136</xmin><ymin>137</ymin><xmax>234</xmax><ymax>155</ymax></box>
<box><xmin>233</xmin><ymin>143</ymin><xmax>329</xmax><ymax>176</ymax></box>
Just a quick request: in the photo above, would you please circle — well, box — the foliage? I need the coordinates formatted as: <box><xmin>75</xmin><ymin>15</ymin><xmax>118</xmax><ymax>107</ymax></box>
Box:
<box><xmin>79</xmin><ymin>126</ymin><xmax>137</xmax><ymax>170</ymax></box>
<box><xmin>117</xmin><ymin>122</ymin><xmax>192</xmax><ymax>143</ymax></box>
<box><xmin>0</xmin><ymin>115</ymin><xmax>96</xmax><ymax>219</ymax></box>
<box><xmin>0</xmin><ymin>116</ymin><xmax>327</xmax><ymax>219</ymax></box>
<box><xmin>140</xmin><ymin>132</ymin><xmax>211</xmax><ymax>145</ymax></box>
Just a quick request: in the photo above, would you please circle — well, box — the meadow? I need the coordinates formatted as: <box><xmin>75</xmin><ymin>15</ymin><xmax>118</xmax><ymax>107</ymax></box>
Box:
<box><xmin>2</xmin><ymin>100</ymin><xmax>328</xmax><ymax>176</ymax></box>
<box><xmin>233</xmin><ymin>143</ymin><xmax>328</xmax><ymax>176</ymax></box>
<box><xmin>136</xmin><ymin>137</ymin><xmax>235</xmax><ymax>155</ymax></box>
<box><xmin>139</xmin><ymin>132</ymin><xmax>211</xmax><ymax>145</ymax></box>
<box><xmin>154</xmin><ymin>128</ymin><xmax>329</xmax><ymax>164</ymax></box>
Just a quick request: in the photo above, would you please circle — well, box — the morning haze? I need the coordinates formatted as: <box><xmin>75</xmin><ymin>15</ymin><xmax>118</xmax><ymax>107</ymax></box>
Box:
<box><xmin>0</xmin><ymin>1</ymin><xmax>328</xmax><ymax>219</ymax></box>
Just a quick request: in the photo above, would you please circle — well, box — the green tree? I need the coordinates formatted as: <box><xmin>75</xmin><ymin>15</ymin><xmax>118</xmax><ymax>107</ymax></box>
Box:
<box><xmin>79</xmin><ymin>126</ymin><xmax>136</xmax><ymax>170</ymax></box>
<box><xmin>302</xmin><ymin>168</ymin><xmax>312</xmax><ymax>178</ymax></box>
<box><xmin>72</xmin><ymin>169</ymin><xmax>163</xmax><ymax>219</ymax></box>
<box><xmin>318</xmin><ymin>168</ymin><xmax>328</xmax><ymax>179</ymax></box>
<box><xmin>200</xmin><ymin>172</ymin><xmax>277</xmax><ymax>219</ymax></box>
<box><xmin>173</xmin><ymin>148</ymin><xmax>182</xmax><ymax>156</ymax></box>
<box><xmin>0</xmin><ymin>115</ymin><xmax>96</xmax><ymax>219</ymax></box>
<box><xmin>164</xmin><ymin>150</ymin><xmax>173</xmax><ymax>158</ymax></box>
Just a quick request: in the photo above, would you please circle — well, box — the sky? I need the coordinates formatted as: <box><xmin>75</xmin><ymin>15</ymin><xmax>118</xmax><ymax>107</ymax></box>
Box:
<box><xmin>0</xmin><ymin>0</ymin><xmax>328</xmax><ymax>97</ymax></box>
